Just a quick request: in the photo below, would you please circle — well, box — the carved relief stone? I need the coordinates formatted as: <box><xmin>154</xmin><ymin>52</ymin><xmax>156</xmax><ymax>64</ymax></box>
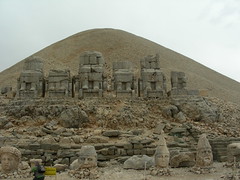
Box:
<box><xmin>46</xmin><ymin>69</ymin><xmax>72</xmax><ymax>98</ymax></box>
<box><xmin>112</xmin><ymin>61</ymin><xmax>136</xmax><ymax>97</ymax></box>
<box><xmin>75</xmin><ymin>51</ymin><xmax>106</xmax><ymax>98</ymax></box>
<box><xmin>16</xmin><ymin>56</ymin><xmax>44</xmax><ymax>99</ymax></box>
<box><xmin>139</xmin><ymin>54</ymin><xmax>167</xmax><ymax>98</ymax></box>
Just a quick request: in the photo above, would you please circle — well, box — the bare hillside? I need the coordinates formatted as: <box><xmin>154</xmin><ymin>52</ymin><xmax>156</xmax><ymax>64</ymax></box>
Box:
<box><xmin>0</xmin><ymin>28</ymin><xmax>239</xmax><ymax>104</ymax></box>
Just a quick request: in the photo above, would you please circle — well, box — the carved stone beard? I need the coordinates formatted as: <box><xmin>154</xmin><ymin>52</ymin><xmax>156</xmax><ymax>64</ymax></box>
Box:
<box><xmin>1</xmin><ymin>153</ymin><xmax>19</xmax><ymax>173</ymax></box>
<box><xmin>196</xmin><ymin>148</ymin><xmax>213</xmax><ymax>167</ymax></box>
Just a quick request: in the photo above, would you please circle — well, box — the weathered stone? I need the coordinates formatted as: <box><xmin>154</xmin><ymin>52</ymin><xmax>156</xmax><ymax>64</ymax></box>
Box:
<box><xmin>70</xmin><ymin>145</ymin><xmax>97</xmax><ymax>170</ymax></box>
<box><xmin>154</xmin><ymin>123</ymin><xmax>166</xmax><ymax>135</ymax></box>
<box><xmin>46</xmin><ymin>69</ymin><xmax>72</xmax><ymax>98</ymax></box>
<box><xmin>170</xmin><ymin>152</ymin><xmax>195</xmax><ymax>168</ymax></box>
<box><xmin>59</xmin><ymin>107</ymin><xmax>89</xmax><ymax>128</ymax></box>
<box><xmin>227</xmin><ymin>143</ymin><xmax>240</xmax><ymax>165</ymax></box>
<box><xmin>139</xmin><ymin>54</ymin><xmax>167</xmax><ymax>98</ymax></box>
<box><xmin>123</xmin><ymin>155</ymin><xmax>154</xmax><ymax>170</ymax></box>
<box><xmin>86</xmin><ymin>136</ymin><xmax>109</xmax><ymax>143</ymax></box>
<box><xmin>102</xmin><ymin>130</ymin><xmax>120</xmax><ymax>137</ymax></box>
<box><xmin>195</xmin><ymin>134</ymin><xmax>213</xmax><ymax>168</ymax></box>
<box><xmin>0</xmin><ymin>146</ymin><xmax>21</xmax><ymax>173</ymax></box>
<box><xmin>112</xmin><ymin>61</ymin><xmax>136</xmax><ymax>97</ymax></box>
<box><xmin>0</xmin><ymin>116</ymin><xmax>8</xmax><ymax>129</ymax></box>
<box><xmin>16</xmin><ymin>56</ymin><xmax>44</xmax><ymax>99</ymax></box>
<box><xmin>75</xmin><ymin>51</ymin><xmax>106</xmax><ymax>99</ymax></box>
<box><xmin>154</xmin><ymin>131</ymin><xmax>170</xmax><ymax>168</ymax></box>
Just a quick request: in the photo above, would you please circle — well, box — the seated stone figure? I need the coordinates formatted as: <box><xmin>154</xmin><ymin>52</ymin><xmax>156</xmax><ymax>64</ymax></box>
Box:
<box><xmin>139</xmin><ymin>54</ymin><xmax>167</xmax><ymax>98</ymax></box>
<box><xmin>0</xmin><ymin>146</ymin><xmax>21</xmax><ymax>174</ymax></box>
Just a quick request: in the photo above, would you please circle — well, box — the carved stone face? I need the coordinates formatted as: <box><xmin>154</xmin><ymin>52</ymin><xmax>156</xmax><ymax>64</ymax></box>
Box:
<box><xmin>196</xmin><ymin>148</ymin><xmax>213</xmax><ymax>167</ymax></box>
<box><xmin>78</xmin><ymin>155</ymin><xmax>97</xmax><ymax>168</ymax></box>
<box><xmin>155</xmin><ymin>153</ymin><xmax>170</xmax><ymax>168</ymax></box>
<box><xmin>1</xmin><ymin>153</ymin><xmax>19</xmax><ymax>173</ymax></box>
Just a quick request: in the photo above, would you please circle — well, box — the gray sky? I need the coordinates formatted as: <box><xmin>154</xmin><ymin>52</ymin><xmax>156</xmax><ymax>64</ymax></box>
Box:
<box><xmin>1</xmin><ymin>0</ymin><xmax>240</xmax><ymax>82</ymax></box>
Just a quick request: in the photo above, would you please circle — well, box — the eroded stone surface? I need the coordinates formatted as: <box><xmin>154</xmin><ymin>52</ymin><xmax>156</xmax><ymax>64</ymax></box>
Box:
<box><xmin>16</xmin><ymin>56</ymin><xmax>44</xmax><ymax>99</ymax></box>
<box><xmin>139</xmin><ymin>54</ymin><xmax>167</xmax><ymax>98</ymax></box>
<box><xmin>0</xmin><ymin>146</ymin><xmax>21</xmax><ymax>173</ymax></box>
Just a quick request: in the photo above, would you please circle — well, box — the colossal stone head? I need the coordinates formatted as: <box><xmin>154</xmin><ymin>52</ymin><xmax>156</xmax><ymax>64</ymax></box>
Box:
<box><xmin>0</xmin><ymin>146</ymin><xmax>21</xmax><ymax>173</ymax></box>
<box><xmin>78</xmin><ymin>146</ymin><xmax>97</xmax><ymax>169</ymax></box>
<box><xmin>195</xmin><ymin>134</ymin><xmax>213</xmax><ymax>167</ymax></box>
<box><xmin>154</xmin><ymin>131</ymin><xmax>170</xmax><ymax>168</ymax></box>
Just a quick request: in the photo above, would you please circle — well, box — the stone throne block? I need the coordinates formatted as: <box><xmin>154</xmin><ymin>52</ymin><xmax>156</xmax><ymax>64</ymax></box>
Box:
<box><xmin>75</xmin><ymin>51</ymin><xmax>106</xmax><ymax>99</ymax></box>
<box><xmin>112</xmin><ymin>61</ymin><xmax>136</xmax><ymax>97</ymax></box>
<box><xmin>139</xmin><ymin>54</ymin><xmax>167</xmax><ymax>98</ymax></box>
<box><xmin>16</xmin><ymin>56</ymin><xmax>44</xmax><ymax>99</ymax></box>
<box><xmin>46</xmin><ymin>69</ymin><xmax>72</xmax><ymax>98</ymax></box>
<box><xmin>169</xmin><ymin>71</ymin><xmax>199</xmax><ymax>96</ymax></box>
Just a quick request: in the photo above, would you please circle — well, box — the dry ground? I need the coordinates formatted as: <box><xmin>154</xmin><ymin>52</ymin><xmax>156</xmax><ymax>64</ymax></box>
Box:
<box><xmin>18</xmin><ymin>163</ymin><xmax>231</xmax><ymax>180</ymax></box>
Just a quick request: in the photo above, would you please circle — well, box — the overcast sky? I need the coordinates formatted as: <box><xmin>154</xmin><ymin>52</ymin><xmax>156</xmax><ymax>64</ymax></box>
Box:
<box><xmin>0</xmin><ymin>0</ymin><xmax>240</xmax><ymax>82</ymax></box>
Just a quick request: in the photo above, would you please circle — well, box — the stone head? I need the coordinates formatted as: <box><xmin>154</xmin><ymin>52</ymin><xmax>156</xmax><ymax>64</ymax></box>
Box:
<box><xmin>78</xmin><ymin>146</ymin><xmax>97</xmax><ymax>168</ymax></box>
<box><xmin>0</xmin><ymin>146</ymin><xmax>21</xmax><ymax>173</ymax></box>
<box><xmin>196</xmin><ymin>134</ymin><xmax>213</xmax><ymax>167</ymax></box>
<box><xmin>154</xmin><ymin>131</ymin><xmax>170</xmax><ymax>168</ymax></box>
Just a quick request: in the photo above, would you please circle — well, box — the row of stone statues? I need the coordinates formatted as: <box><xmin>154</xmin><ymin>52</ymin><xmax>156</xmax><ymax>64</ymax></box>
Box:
<box><xmin>16</xmin><ymin>51</ymin><xmax>199</xmax><ymax>99</ymax></box>
<box><xmin>0</xmin><ymin>133</ymin><xmax>213</xmax><ymax>178</ymax></box>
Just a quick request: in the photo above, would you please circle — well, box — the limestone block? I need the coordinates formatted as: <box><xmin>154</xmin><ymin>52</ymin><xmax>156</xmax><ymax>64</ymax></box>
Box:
<box><xmin>170</xmin><ymin>152</ymin><xmax>195</xmax><ymax>168</ymax></box>
<box><xmin>102</xmin><ymin>130</ymin><xmax>121</xmax><ymax>137</ymax></box>
<box><xmin>123</xmin><ymin>155</ymin><xmax>154</xmax><ymax>170</ymax></box>
<box><xmin>88</xmin><ymin>72</ymin><xmax>103</xmax><ymax>81</ymax></box>
<box><xmin>79</xmin><ymin>66</ymin><xmax>91</xmax><ymax>73</ymax></box>
<box><xmin>227</xmin><ymin>143</ymin><xmax>240</xmax><ymax>164</ymax></box>
<box><xmin>114</xmin><ymin>72</ymin><xmax>133</xmax><ymax>82</ymax></box>
<box><xmin>113</xmin><ymin>61</ymin><xmax>133</xmax><ymax>70</ymax></box>
<box><xmin>91</xmin><ymin>66</ymin><xmax>104</xmax><ymax>73</ymax></box>
<box><xmin>86</xmin><ymin>136</ymin><xmax>109</xmax><ymax>143</ymax></box>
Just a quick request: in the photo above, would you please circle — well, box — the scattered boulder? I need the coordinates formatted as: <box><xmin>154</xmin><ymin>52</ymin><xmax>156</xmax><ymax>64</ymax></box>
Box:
<box><xmin>170</xmin><ymin>152</ymin><xmax>195</xmax><ymax>168</ymax></box>
<box><xmin>0</xmin><ymin>116</ymin><xmax>8</xmax><ymax>128</ymax></box>
<box><xmin>123</xmin><ymin>155</ymin><xmax>154</xmax><ymax>170</ymax></box>
<box><xmin>102</xmin><ymin>130</ymin><xmax>121</xmax><ymax>137</ymax></box>
<box><xmin>59</xmin><ymin>107</ymin><xmax>89</xmax><ymax>128</ymax></box>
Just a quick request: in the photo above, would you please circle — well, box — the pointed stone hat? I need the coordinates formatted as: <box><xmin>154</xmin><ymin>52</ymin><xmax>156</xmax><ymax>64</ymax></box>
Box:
<box><xmin>78</xmin><ymin>145</ymin><xmax>97</xmax><ymax>157</ymax></box>
<box><xmin>197</xmin><ymin>134</ymin><xmax>211</xmax><ymax>150</ymax></box>
<box><xmin>155</xmin><ymin>130</ymin><xmax>169</xmax><ymax>155</ymax></box>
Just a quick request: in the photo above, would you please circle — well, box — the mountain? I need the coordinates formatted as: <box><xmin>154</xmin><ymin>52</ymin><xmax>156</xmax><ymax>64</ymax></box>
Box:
<box><xmin>0</xmin><ymin>28</ymin><xmax>239</xmax><ymax>104</ymax></box>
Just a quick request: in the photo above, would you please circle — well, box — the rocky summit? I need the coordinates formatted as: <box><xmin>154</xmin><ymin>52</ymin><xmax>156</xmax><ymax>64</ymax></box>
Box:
<box><xmin>0</xmin><ymin>28</ymin><xmax>240</xmax><ymax>179</ymax></box>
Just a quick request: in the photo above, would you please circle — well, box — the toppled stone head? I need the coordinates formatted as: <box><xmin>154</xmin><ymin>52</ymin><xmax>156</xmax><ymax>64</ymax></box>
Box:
<box><xmin>154</xmin><ymin>131</ymin><xmax>170</xmax><ymax>168</ymax></box>
<box><xmin>78</xmin><ymin>146</ymin><xmax>97</xmax><ymax>169</ymax></box>
<box><xmin>195</xmin><ymin>134</ymin><xmax>213</xmax><ymax>167</ymax></box>
<box><xmin>0</xmin><ymin>146</ymin><xmax>21</xmax><ymax>173</ymax></box>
